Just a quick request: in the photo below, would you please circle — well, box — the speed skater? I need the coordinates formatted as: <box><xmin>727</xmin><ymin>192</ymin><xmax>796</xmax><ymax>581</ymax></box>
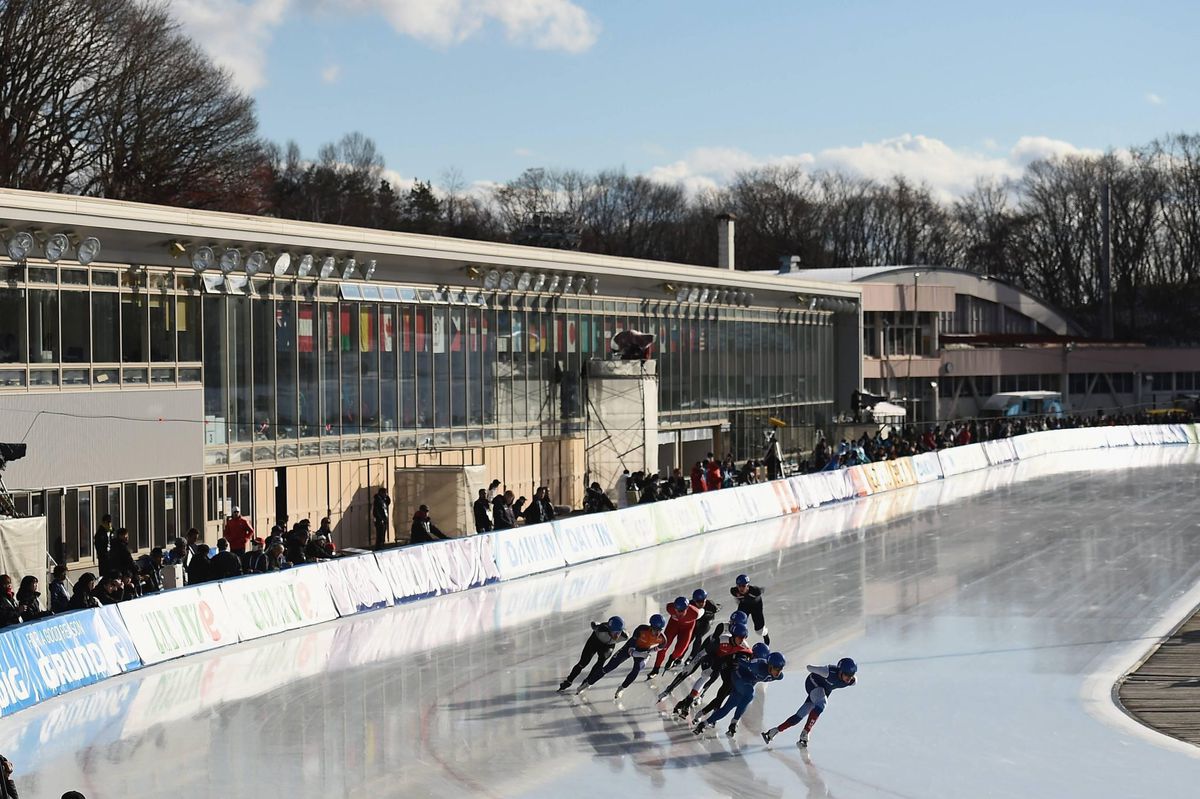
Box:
<box><xmin>683</xmin><ymin>589</ymin><xmax>722</xmax><ymax>665</ymax></box>
<box><xmin>693</xmin><ymin>651</ymin><xmax>786</xmax><ymax>738</ymax></box>
<box><xmin>558</xmin><ymin>616</ymin><xmax>627</xmax><ymax>692</ymax></box>
<box><xmin>666</xmin><ymin>623</ymin><xmax>754</xmax><ymax>720</ymax></box>
<box><xmin>762</xmin><ymin>657</ymin><xmax>857</xmax><ymax>748</ymax></box>
<box><xmin>575</xmin><ymin>613</ymin><xmax>668</xmax><ymax>699</ymax></box>
<box><xmin>646</xmin><ymin>594</ymin><xmax>703</xmax><ymax>679</ymax></box>
<box><xmin>730</xmin><ymin>573</ymin><xmax>769</xmax><ymax>645</ymax></box>
<box><xmin>691</xmin><ymin>640</ymin><xmax>768</xmax><ymax>720</ymax></box>
<box><xmin>656</xmin><ymin>609</ymin><xmax>748</xmax><ymax>704</ymax></box>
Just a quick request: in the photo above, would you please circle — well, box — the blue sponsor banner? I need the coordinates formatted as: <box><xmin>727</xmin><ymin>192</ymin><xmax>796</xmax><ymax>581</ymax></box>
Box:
<box><xmin>0</xmin><ymin>605</ymin><xmax>142</xmax><ymax>717</ymax></box>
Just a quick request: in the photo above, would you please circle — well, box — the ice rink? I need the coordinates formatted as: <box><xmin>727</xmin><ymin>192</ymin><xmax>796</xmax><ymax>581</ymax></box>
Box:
<box><xmin>4</xmin><ymin>446</ymin><xmax>1200</xmax><ymax>798</ymax></box>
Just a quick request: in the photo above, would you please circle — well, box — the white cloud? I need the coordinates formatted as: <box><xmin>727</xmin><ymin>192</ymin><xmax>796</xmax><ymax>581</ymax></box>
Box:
<box><xmin>645</xmin><ymin>134</ymin><xmax>1105</xmax><ymax>201</ymax></box>
<box><xmin>166</xmin><ymin>0</ymin><xmax>598</xmax><ymax>92</ymax></box>
<box><xmin>1146</xmin><ymin>92</ymin><xmax>1165</xmax><ymax>106</ymax></box>
<box><xmin>320</xmin><ymin>64</ymin><xmax>341</xmax><ymax>84</ymax></box>
<box><xmin>514</xmin><ymin>147</ymin><xmax>534</xmax><ymax>157</ymax></box>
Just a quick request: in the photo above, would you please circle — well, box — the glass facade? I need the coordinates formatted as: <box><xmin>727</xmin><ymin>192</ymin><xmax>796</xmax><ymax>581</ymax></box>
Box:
<box><xmin>1</xmin><ymin>262</ymin><xmax>837</xmax><ymax>463</ymax></box>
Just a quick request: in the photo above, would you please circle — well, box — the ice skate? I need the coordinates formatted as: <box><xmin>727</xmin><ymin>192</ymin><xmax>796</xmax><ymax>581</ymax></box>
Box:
<box><xmin>655</xmin><ymin>689</ymin><xmax>670</xmax><ymax>703</ymax></box>
<box><xmin>574</xmin><ymin>682</ymin><xmax>589</xmax><ymax>696</ymax></box>
<box><xmin>797</xmin><ymin>732</ymin><xmax>809</xmax><ymax>749</ymax></box>
<box><xmin>613</xmin><ymin>688</ymin><xmax>624</xmax><ymax>700</ymax></box>
<box><xmin>557</xmin><ymin>680</ymin><xmax>571</xmax><ymax>693</ymax></box>
<box><xmin>644</xmin><ymin>667</ymin><xmax>660</xmax><ymax>681</ymax></box>
<box><xmin>726</xmin><ymin>721</ymin><xmax>738</xmax><ymax>738</ymax></box>
<box><xmin>761</xmin><ymin>727</ymin><xmax>778</xmax><ymax>744</ymax></box>
<box><xmin>692</xmin><ymin>720</ymin><xmax>710</xmax><ymax>736</ymax></box>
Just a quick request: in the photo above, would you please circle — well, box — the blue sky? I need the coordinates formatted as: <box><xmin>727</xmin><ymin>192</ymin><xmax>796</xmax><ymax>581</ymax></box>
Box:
<box><xmin>169</xmin><ymin>0</ymin><xmax>1197</xmax><ymax>197</ymax></box>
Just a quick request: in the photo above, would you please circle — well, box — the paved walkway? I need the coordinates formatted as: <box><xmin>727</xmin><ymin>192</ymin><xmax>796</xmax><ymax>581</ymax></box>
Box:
<box><xmin>1119</xmin><ymin>607</ymin><xmax>1200</xmax><ymax>747</ymax></box>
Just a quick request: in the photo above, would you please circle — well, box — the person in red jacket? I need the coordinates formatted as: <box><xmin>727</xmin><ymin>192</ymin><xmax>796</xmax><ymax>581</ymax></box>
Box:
<box><xmin>689</xmin><ymin>462</ymin><xmax>707</xmax><ymax>494</ymax></box>
<box><xmin>647</xmin><ymin>595</ymin><xmax>704</xmax><ymax>679</ymax></box>
<box><xmin>222</xmin><ymin>506</ymin><xmax>255</xmax><ymax>553</ymax></box>
<box><xmin>705</xmin><ymin>454</ymin><xmax>723</xmax><ymax>492</ymax></box>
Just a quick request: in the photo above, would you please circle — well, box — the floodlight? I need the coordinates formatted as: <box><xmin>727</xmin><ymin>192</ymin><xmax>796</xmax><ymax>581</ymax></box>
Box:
<box><xmin>272</xmin><ymin>252</ymin><xmax>292</xmax><ymax>276</ymax></box>
<box><xmin>297</xmin><ymin>254</ymin><xmax>314</xmax><ymax>277</ymax></box>
<box><xmin>562</xmin><ymin>275</ymin><xmax>574</xmax><ymax>294</ymax></box>
<box><xmin>219</xmin><ymin>248</ymin><xmax>241</xmax><ymax>273</ymax></box>
<box><xmin>465</xmin><ymin>265</ymin><xmax>484</xmax><ymax>280</ymax></box>
<box><xmin>167</xmin><ymin>240</ymin><xmax>187</xmax><ymax>258</ymax></box>
<box><xmin>6</xmin><ymin>231</ymin><xmax>34</xmax><ymax>261</ymax></box>
<box><xmin>341</xmin><ymin>257</ymin><xmax>357</xmax><ymax>279</ymax></box>
<box><xmin>44</xmin><ymin>233</ymin><xmax>71</xmax><ymax>262</ymax></box>
<box><xmin>588</xmin><ymin>277</ymin><xmax>599</xmax><ymax>295</ymax></box>
<box><xmin>698</xmin><ymin>288</ymin><xmax>710</xmax><ymax>303</ymax></box>
<box><xmin>499</xmin><ymin>270</ymin><xmax>516</xmax><ymax>291</ymax></box>
<box><xmin>574</xmin><ymin>276</ymin><xmax>587</xmax><ymax>294</ymax></box>
<box><xmin>517</xmin><ymin>271</ymin><xmax>532</xmax><ymax>291</ymax></box>
<box><xmin>688</xmin><ymin>287</ymin><xmax>700</xmax><ymax>303</ymax></box>
<box><xmin>483</xmin><ymin>269</ymin><xmax>501</xmax><ymax>290</ymax></box>
<box><xmin>76</xmin><ymin>236</ymin><xmax>101</xmax><ymax>265</ymax></box>
<box><xmin>363</xmin><ymin>259</ymin><xmax>377</xmax><ymax>280</ymax></box>
<box><xmin>245</xmin><ymin>250</ymin><xmax>266</xmax><ymax>276</ymax></box>
<box><xmin>744</xmin><ymin>292</ymin><xmax>755</xmax><ymax>306</ymax></box>
<box><xmin>532</xmin><ymin>273</ymin><xmax>547</xmax><ymax>291</ymax></box>
<box><xmin>191</xmin><ymin>246</ymin><xmax>215</xmax><ymax>273</ymax></box>
<box><xmin>675</xmin><ymin>286</ymin><xmax>688</xmax><ymax>302</ymax></box>
<box><xmin>547</xmin><ymin>275</ymin><xmax>561</xmax><ymax>293</ymax></box>
<box><xmin>319</xmin><ymin>256</ymin><xmax>336</xmax><ymax>278</ymax></box>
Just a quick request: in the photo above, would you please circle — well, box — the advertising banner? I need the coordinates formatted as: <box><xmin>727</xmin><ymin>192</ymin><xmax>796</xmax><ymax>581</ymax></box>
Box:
<box><xmin>911</xmin><ymin>452</ymin><xmax>943</xmax><ymax>483</ymax></box>
<box><xmin>437</xmin><ymin>533</ymin><xmax>501</xmax><ymax>592</ymax></box>
<box><xmin>607</xmin><ymin>505</ymin><xmax>660</xmax><ymax>552</ymax></box>
<box><xmin>554</xmin><ymin>515</ymin><xmax>621</xmax><ymax>565</ymax></box>
<box><xmin>492</xmin><ymin>523</ymin><xmax>568</xmax><ymax>579</ymax></box>
<box><xmin>118</xmin><ymin>583</ymin><xmax>238</xmax><ymax>665</ymax></box>
<box><xmin>321</xmin><ymin>554</ymin><xmax>394</xmax><ymax>617</ymax></box>
<box><xmin>220</xmin><ymin>566</ymin><xmax>339</xmax><ymax>642</ymax></box>
<box><xmin>375</xmin><ymin>544</ymin><xmax>447</xmax><ymax>603</ymax></box>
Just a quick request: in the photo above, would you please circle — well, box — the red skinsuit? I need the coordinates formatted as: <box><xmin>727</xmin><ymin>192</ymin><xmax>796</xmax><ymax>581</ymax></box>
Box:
<box><xmin>654</xmin><ymin>602</ymin><xmax>704</xmax><ymax>668</ymax></box>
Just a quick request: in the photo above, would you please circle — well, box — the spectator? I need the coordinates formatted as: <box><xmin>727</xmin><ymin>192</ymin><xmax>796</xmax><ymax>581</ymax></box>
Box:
<box><xmin>93</xmin><ymin>514</ymin><xmax>114</xmax><ymax>575</ymax></box>
<box><xmin>187</xmin><ymin>544</ymin><xmax>215</xmax><ymax>584</ymax></box>
<box><xmin>269</xmin><ymin>517</ymin><xmax>288</xmax><ymax>540</ymax></box>
<box><xmin>0</xmin><ymin>754</ymin><xmax>17</xmax><ymax>799</ymax></box>
<box><xmin>689</xmin><ymin>461</ymin><xmax>706</xmax><ymax>494</ymax></box>
<box><xmin>211</xmin><ymin>538</ymin><xmax>243</xmax><ymax>579</ymax></box>
<box><xmin>16</xmin><ymin>577</ymin><xmax>46</xmax><ymax>620</ymax></box>
<box><xmin>222</xmin><ymin>506</ymin><xmax>254</xmax><ymax>554</ymax></box>
<box><xmin>48</xmin><ymin>565</ymin><xmax>71</xmax><ymax>614</ymax></box>
<box><xmin>584</xmin><ymin>481</ymin><xmax>616</xmax><ymax>513</ymax></box>
<box><xmin>62</xmin><ymin>792</ymin><xmax>85</xmax><ymax>799</ymax></box>
<box><xmin>93</xmin><ymin>577</ymin><xmax>121</xmax><ymax>605</ymax></box>
<box><xmin>473</xmin><ymin>488</ymin><xmax>493</xmax><ymax>533</ymax></box>
<box><xmin>410</xmin><ymin>505</ymin><xmax>448</xmax><ymax>544</ymax></box>
<box><xmin>669</xmin><ymin>468</ymin><xmax>688</xmax><ymax>499</ymax></box>
<box><xmin>306</xmin><ymin>534</ymin><xmax>335</xmax><ymax>560</ymax></box>
<box><xmin>705</xmin><ymin>455</ymin><xmax>722</xmax><ymax>491</ymax></box>
<box><xmin>266</xmin><ymin>541</ymin><xmax>291</xmax><ymax>571</ymax></box>
<box><xmin>764</xmin><ymin>432</ymin><xmax>783</xmax><ymax>480</ymax></box>
<box><xmin>68</xmin><ymin>573</ymin><xmax>100</xmax><ymax>610</ymax></box>
<box><xmin>285</xmin><ymin>520</ymin><xmax>311</xmax><ymax>565</ymax></box>
<box><xmin>523</xmin><ymin>486</ymin><xmax>556</xmax><ymax>525</ymax></box>
<box><xmin>0</xmin><ymin>576</ymin><xmax>20</xmax><ymax>627</ymax></box>
<box><xmin>639</xmin><ymin>474</ymin><xmax>661</xmax><ymax>504</ymax></box>
<box><xmin>372</xmin><ymin>486</ymin><xmax>391</xmax><ymax>548</ymax></box>
<box><xmin>104</xmin><ymin>528</ymin><xmax>137</xmax><ymax>579</ymax></box>
<box><xmin>186</xmin><ymin>527</ymin><xmax>202</xmax><ymax>555</ymax></box>
<box><xmin>492</xmin><ymin>489</ymin><xmax>517</xmax><ymax>530</ymax></box>
<box><xmin>166</xmin><ymin>536</ymin><xmax>194</xmax><ymax>574</ymax></box>
<box><xmin>487</xmin><ymin>479</ymin><xmax>502</xmax><ymax>502</ymax></box>
<box><xmin>138</xmin><ymin>548</ymin><xmax>165</xmax><ymax>594</ymax></box>
<box><xmin>120</xmin><ymin>571</ymin><xmax>141</xmax><ymax>602</ymax></box>
<box><xmin>243</xmin><ymin>538</ymin><xmax>268</xmax><ymax>574</ymax></box>
<box><xmin>317</xmin><ymin>517</ymin><xmax>335</xmax><ymax>544</ymax></box>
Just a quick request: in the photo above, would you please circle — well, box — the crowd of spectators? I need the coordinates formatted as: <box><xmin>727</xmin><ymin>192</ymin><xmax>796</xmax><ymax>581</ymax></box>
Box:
<box><xmin>471</xmin><ymin>478</ymin><xmax>561</xmax><ymax>533</ymax></box>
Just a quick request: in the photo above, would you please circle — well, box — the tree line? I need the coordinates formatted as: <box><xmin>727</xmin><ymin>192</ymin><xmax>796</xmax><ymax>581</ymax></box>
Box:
<box><xmin>4</xmin><ymin>0</ymin><xmax>1200</xmax><ymax>343</ymax></box>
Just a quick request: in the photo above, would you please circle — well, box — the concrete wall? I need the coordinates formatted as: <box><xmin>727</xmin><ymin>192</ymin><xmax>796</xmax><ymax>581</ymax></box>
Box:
<box><xmin>0</xmin><ymin>388</ymin><xmax>204</xmax><ymax>490</ymax></box>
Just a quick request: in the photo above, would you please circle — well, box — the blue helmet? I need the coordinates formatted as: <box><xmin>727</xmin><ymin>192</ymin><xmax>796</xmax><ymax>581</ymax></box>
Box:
<box><xmin>730</xmin><ymin>610</ymin><xmax>749</xmax><ymax>626</ymax></box>
<box><xmin>649</xmin><ymin>613</ymin><xmax>666</xmax><ymax>631</ymax></box>
<box><xmin>837</xmin><ymin>657</ymin><xmax>858</xmax><ymax>676</ymax></box>
<box><xmin>767</xmin><ymin>652</ymin><xmax>787</xmax><ymax>671</ymax></box>
<box><xmin>729</xmin><ymin>623</ymin><xmax>749</xmax><ymax>639</ymax></box>
<box><xmin>735</xmin><ymin>574</ymin><xmax>750</xmax><ymax>587</ymax></box>
<box><xmin>751</xmin><ymin>642</ymin><xmax>770</xmax><ymax>659</ymax></box>
<box><xmin>673</xmin><ymin>596</ymin><xmax>688</xmax><ymax>612</ymax></box>
<box><xmin>691</xmin><ymin>588</ymin><xmax>708</xmax><ymax>603</ymax></box>
<box><xmin>607</xmin><ymin>616</ymin><xmax>624</xmax><ymax>633</ymax></box>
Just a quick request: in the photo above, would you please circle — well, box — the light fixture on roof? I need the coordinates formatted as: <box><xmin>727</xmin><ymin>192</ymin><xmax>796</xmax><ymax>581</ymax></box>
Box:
<box><xmin>547</xmin><ymin>275</ymin><xmax>561</xmax><ymax>293</ymax></box>
<box><xmin>687</xmin><ymin>287</ymin><xmax>700</xmax><ymax>303</ymax></box>
<box><xmin>588</xmin><ymin>277</ymin><xmax>599</xmax><ymax>295</ymax></box>
<box><xmin>517</xmin><ymin>271</ymin><xmax>532</xmax><ymax>291</ymax></box>
<box><xmin>318</xmin><ymin>256</ymin><xmax>336</xmax><ymax>278</ymax></box>
<box><xmin>675</xmin><ymin>286</ymin><xmax>689</xmax><ymax>302</ymax></box>
<box><xmin>499</xmin><ymin>270</ymin><xmax>516</xmax><ymax>291</ymax></box>
<box><xmin>483</xmin><ymin>269</ymin><xmax>501</xmax><ymax>290</ymax></box>
<box><xmin>244</xmin><ymin>250</ymin><xmax>266</xmax><ymax>276</ymax></box>
<box><xmin>219</xmin><ymin>248</ymin><xmax>241</xmax><ymax>274</ymax></box>
<box><xmin>464</xmin><ymin>264</ymin><xmax>484</xmax><ymax>280</ymax></box>
<box><xmin>297</xmin><ymin>254</ymin><xmax>314</xmax><ymax>278</ymax></box>
<box><xmin>341</xmin><ymin>257</ymin><xmax>357</xmax><ymax>279</ymax></box>
<box><xmin>744</xmin><ymin>292</ymin><xmax>755</xmax><ymax>306</ymax></box>
<box><xmin>363</xmin><ymin>259</ymin><xmax>377</xmax><ymax>280</ymax></box>
<box><xmin>76</xmin><ymin>236</ymin><xmax>101</xmax><ymax>265</ymax></box>
<box><xmin>698</xmin><ymin>288</ymin><xmax>710</xmax><ymax>303</ymax></box>
<box><xmin>190</xmin><ymin>245</ymin><xmax>215</xmax><ymax>273</ymax></box>
<box><xmin>44</xmin><ymin>232</ymin><xmax>71</xmax><ymax>263</ymax></box>
<box><xmin>575</xmin><ymin>276</ymin><xmax>587</xmax><ymax>295</ymax></box>
<box><xmin>562</xmin><ymin>275</ymin><xmax>574</xmax><ymax>294</ymax></box>
<box><xmin>272</xmin><ymin>252</ymin><xmax>292</xmax><ymax>276</ymax></box>
<box><xmin>167</xmin><ymin>240</ymin><xmax>187</xmax><ymax>259</ymax></box>
<box><xmin>532</xmin><ymin>273</ymin><xmax>547</xmax><ymax>291</ymax></box>
<box><xmin>5</xmin><ymin>230</ymin><xmax>34</xmax><ymax>262</ymax></box>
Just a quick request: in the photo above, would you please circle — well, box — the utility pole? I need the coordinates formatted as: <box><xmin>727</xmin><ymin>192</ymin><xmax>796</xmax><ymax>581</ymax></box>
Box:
<box><xmin>1100</xmin><ymin>183</ymin><xmax>1114</xmax><ymax>339</ymax></box>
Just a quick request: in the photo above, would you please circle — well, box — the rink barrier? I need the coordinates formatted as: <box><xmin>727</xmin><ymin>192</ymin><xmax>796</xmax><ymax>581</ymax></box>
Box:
<box><xmin>0</xmin><ymin>422</ymin><xmax>1196</xmax><ymax>720</ymax></box>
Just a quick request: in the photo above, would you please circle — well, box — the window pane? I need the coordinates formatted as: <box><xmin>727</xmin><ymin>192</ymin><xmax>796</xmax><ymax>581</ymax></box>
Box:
<box><xmin>400</xmin><ymin>306</ymin><xmax>416</xmax><ymax>428</ymax></box>
<box><xmin>359</xmin><ymin>304</ymin><xmax>379</xmax><ymax>434</ymax></box>
<box><xmin>0</xmin><ymin>287</ymin><xmax>24</xmax><ymax>363</ymax></box>
<box><xmin>253</xmin><ymin>296</ymin><xmax>276</xmax><ymax>439</ymax></box>
<box><xmin>61</xmin><ymin>290</ymin><xmax>89</xmax><ymax>363</ymax></box>
<box><xmin>297</xmin><ymin>301</ymin><xmax>319</xmax><ymax>437</ymax></box>
<box><xmin>321</xmin><ymin>304</ymin><xmax>340</xmax><ymax>435</ymax></box>
<box><xmin>28</xmin><ymin>288</ymin><xmax>58</xmax><ymax>363</ymax></box>
<box><xmin>228</xmin><ymin>296</ymin><xmax>252</xmax><ymax>442</ymax></box>
<box><xmin>340</xmin><ymin>303</ymin><xmax>361</xmax><ymax>434</ymax></box>
<box><xmin>121</xmin><ymin>293</ymin><xmax>147</xmax><ymax>362</ymax></box>
<box><xmin>203</xmin><ymin>296</ymin><xmax>226</xmax><ymax>431</ymax></box>
<box><xmin>149</xmin><ymin>293</ymin><xmax>176</xmax><ymax>362</ymax></box>
<box><xmin>433</xmin><ymin>306</ymin><xmax>449</xmax><ymax>428</ymax></box>
<box><xmin>92</xmin><ymin>293</ymin><xmax>119</xmax><ymax>362</ymax></box>
<box><xmin>276</xmin><ymin>301</ymin><xmax>297</xmax><ymax>439</ymax></box>
<box><xmin>415</xmin><ymin>305</ymin><xmax>433</xmax><ymax>428</ymax></box>
<box><xmin>450</xmin><ymin>305</ymin><xmax>466</xmax><ymax>426</ymax></box>
<box><xmin>380</xmin><ymin>306</ymin><xmax>397</xmax><ymax>432</ymax></box>
<box><xmin>177</xmin><ymin>296</ymin><xmax>201</xmax><ymax>361</ymax></box>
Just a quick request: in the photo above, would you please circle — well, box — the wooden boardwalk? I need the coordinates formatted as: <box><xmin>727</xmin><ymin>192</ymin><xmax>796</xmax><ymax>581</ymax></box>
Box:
<box><xmin>1118</xmin><ymin>608</ymin><xmax>1200</xmax><ymax>747</ymax></box>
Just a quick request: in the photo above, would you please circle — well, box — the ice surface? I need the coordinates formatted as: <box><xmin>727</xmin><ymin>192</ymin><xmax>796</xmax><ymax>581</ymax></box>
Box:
<box><xmin>3</xmin><ymin>447</ymin><xmax>1200</xmax><ymax>798</ymax></box>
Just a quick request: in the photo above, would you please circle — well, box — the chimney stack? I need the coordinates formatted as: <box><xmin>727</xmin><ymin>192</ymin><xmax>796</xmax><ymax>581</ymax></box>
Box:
<box><xmin>778</xmin><ymin>255</ymin><xmax>799</xmax><ymax>275</ymax></box>
<box><xmin>716</xmin><ymin>213</ymin><xmax>736</xmax><ymax>270</ymax></box>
